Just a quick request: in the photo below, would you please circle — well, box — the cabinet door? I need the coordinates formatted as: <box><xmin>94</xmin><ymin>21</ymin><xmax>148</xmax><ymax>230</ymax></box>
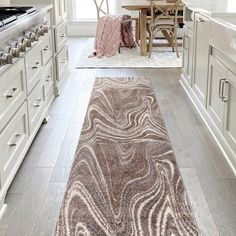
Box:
<box><xmin>182</xmin><ymin>27</ymin><xmax>190</xmax><ymax>83</ymax></box>
<box><xmin>223</xmin><ymin>70</ymin><xmax>236</xmax><ymax>154</ymax></box>
<box><xmin>54</xmin><ymin>0</ymin><xmax>62</xmax><ymax>25</ymax></box>
<box><xmin>182</xmin><ymin>27</ymin><xmax>193</xmax><ymax>86</ymax></box>
<box><xmin>61</xmin><ymin>0</ymin><xmax>67</xmax><ymax>20</ymax></box>
<box><xmin>207</xmin><ymin>56</ymin><xmax>227</xmax><ymax>131</ymax></box>
<box><xmin>193</xmin><ymin>13</ymin><xmax>210</xmax><ymax>106</ymax></box>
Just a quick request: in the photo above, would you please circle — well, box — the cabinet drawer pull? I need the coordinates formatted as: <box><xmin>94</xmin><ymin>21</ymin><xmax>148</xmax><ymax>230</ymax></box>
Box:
<box><xmin>197</xmin><ymin>18</ymin><xmax>205</xmax><ymax>23</ymax></box>
<box><xmin>61</xmin><ymin>34</ymin><xmax>66</xmax><ymax>38</ymax></box>
<box><xmin>219</xmin><ymin>78</ymin><xmax>225</xmax><ymax>99</ymax></box>
<box><xmin>222</xmin><ymin>80</ymin><xmax>229</xmax><ymax>102</ymax></box>
<box><xmin>46</xmin><ymin>75</ymin><xmax>51</xmax><ymax>82</ymax></box>
<box><xmin>33</xmin><ymin>98</ymin><xmax>42</xmax><ymax>107</ymax></box>
<box><xmin>183</xmin><ymin>35</ymin><xmax>190</xmax><ymax>50</ymax></box>
<box><xmin>60</xmin><ymin>58</ymin><xmax>67</xmax><ymax>64</ymax></box>
<box><xmin>43</xmin><ymin>46</ymin><xmax>49</xmax><ymax>51</ymax></box>
<box><xmin>4</xmin><ymin>87</ymin><xmax>18</xmax><ymax>99</ymax></box>
<box><xmin>32</xmin><ymin>62</ymin><xmax>40</xmax><ymax>69</ymax></box>
<box><xmin>8</xmin><ymin>133</ymin><xmax>21</xmax><ymax>147</ymax></box>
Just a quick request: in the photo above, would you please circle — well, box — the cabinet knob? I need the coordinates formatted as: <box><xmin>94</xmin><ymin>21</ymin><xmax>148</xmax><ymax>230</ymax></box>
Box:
<box><xmin>4</xmin><ymin>88</ymin><xmax>18</xmax><ymax>99</ymax></box>
<box><xmin>197</xmin><ymin>18</ymin><xmax>205</xmax><ymax>23</ymax></box>
<box><xmin>8</xmin><ymin>133</ymin><xmax>21</xmax><ymax>147</ymax></box>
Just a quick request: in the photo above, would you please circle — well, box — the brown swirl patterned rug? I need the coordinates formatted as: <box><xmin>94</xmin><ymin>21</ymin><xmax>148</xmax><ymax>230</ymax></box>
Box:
<box><xmin>55</xmin><ymin>77</ymin><xmax>199</xmax><ymax>236</ymax></box>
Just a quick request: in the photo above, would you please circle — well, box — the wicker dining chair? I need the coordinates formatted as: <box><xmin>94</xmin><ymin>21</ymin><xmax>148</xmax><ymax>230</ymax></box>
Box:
<box><xmin>147</xmin><ymin>0</ymin><xmax>180</xmax><ymax>58</ymax></box>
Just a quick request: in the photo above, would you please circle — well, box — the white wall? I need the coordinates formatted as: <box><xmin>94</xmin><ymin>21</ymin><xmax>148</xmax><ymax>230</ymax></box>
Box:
<box><xmin>0</xmin><ymin>0</ymin><xmax>10</xmax><ymax>6</ymax></box>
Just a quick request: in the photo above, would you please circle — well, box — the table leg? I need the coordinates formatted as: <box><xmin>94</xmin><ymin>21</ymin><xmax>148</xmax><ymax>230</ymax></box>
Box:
<box><xmin>140</xmin><ymin>9</ymin><xmax>147</xmax><ymax>56</ymax></box>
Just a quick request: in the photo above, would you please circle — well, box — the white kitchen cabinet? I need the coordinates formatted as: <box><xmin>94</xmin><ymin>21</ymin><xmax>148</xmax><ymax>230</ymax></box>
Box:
<box><xmin>224</xmin><ymin>70</ymin><xmax>236</xmax><ymax>154</ymax></box>
<box><xmin>25</xmin><ymin>41</ymin><xmax>43</xmax><ymax>94</ymax></box>
<box><xmin>182</xmin><ymin>26</ymin><xmax>194</xmax><ymax>86</ymax></box>
<box><xmin>0</xmin><ymin>102</ymin><xmax>29</xmax><ymax>186</ymax></box>
<box><xmin>193</xmin><ymin>13</ymin><xmax>210</xmax><ymax>106</ymax></box>
<box><xmin>53</xmin><ymin>0</ymin><xmax>66</xmax><ymax>25</ymax></box>
<box><xmin>207</xmin><ymin>55</ymin><xmax>226</xmax><ymax>131</ymax></box>
<box><xmin>11</xmin><ymin>0</ymin><xmax>69</xmax><ymax>95</ymax></box>
<box><xmin>60</xmin><ymin>0</ymin><xmax>67</xmax><ymax>21</ymax></box>
<box><xmin>53</xmin><ymin>0</ymin><xmax>62</xmax><ymax>25</ymax></box>
<box><xmin>0</xmin><ymin>59</ymin><xmax>26</xmax><ymax>132</ymax></box>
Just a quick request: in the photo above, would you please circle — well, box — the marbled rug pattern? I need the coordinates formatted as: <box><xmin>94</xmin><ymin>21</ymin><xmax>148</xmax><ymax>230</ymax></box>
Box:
<box><xmin>55</xmin><ymin>77</ymin><xmax>199</xmax><ymax>236</ymax></box>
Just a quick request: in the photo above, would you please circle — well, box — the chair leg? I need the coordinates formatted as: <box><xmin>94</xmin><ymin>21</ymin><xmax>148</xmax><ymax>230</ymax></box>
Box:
<box><xmin>148</xmin><ymin>33</ymin><xmax>154</xmax><ymax>58</ymax></box>
<box><xmin>171</xmin><ymin>30</ymin><xmax>175</xmax><ymax>52</ymax></box>
<box><xmin>135</xmin><ymin>19</ymin><xmax>140</xmax><ymax>45</ymax></box>
<box><xmin>174</xmin><ymin>30</ymin><xmax>179</xmax><ymax>58</ymax></box>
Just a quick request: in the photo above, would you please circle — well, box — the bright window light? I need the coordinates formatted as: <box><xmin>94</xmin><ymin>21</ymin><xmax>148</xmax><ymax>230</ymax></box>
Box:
<box><xmin>227</xmin><ymin>0</ymin><xmax>236</xmax><ymax>11</ymax></box>
<box><xmin>74</xmin><ymin>0</ymin><xmax>116</xmax><ymax>20</ymax></box>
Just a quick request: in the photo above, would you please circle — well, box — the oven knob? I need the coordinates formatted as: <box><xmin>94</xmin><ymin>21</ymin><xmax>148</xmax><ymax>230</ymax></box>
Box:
<box><xmin>32</xmin><ymin>32</ymin><xmax>39</xmax><ymax>41</ymax></box>
<box><xmin>25</xmin><ymin>32</ymin><xmax>38</xmax><ymax>42</ymax></box>
<box><xmin>23</xmin><ymin>37</ymin><xmax>32</xmax><ymax>48</ymax></box>
<box><xmin>6</xmin><ymin>46</ymin><xmax>19</xmax><ymax>58</ymax></box>
<box><xmin>0</xmin><ymin>51</ymin><xmax>13</xmax><ymax>65</ymax></box>
<box><xmin>0</xmin><ymin>52</ymin><xmax>5</xmax><ymax>66</ymax></box>
<box><xmin>11</xmin><ymin>42</ymin><xmax>21</xmax><ymax>57</ymax></box>
<box><xmin>12</xmin><ymin>48</ymin><xmax>20</xmax><ymax>57</ymax></box>
<box><xmin>1</xmin><ymin>52</ymin><xmax>13</xmax><ymax>65</ymax></box>
<box><xmin>42</xmin><ymin>24</ymin><xmax>49</xmax><ymax>33</ymax></box>
<box><xmin>34</xmin><ymin>26</ymin><xmax>45</xmax><ymax>38</ymax></box>
<box><xmin>18</xmin><ymin>38</ymin><xmax>27</xmax><ymax>52</ymax></box>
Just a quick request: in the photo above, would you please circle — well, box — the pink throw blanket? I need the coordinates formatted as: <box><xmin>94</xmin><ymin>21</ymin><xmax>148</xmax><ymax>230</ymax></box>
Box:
<box><xmin>93</xmin><ymin>14</ymin><xmax>136</xmax><ymax>58</ymax></box>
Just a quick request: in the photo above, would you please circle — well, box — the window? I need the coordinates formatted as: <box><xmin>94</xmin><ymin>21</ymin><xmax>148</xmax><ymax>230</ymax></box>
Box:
<box><xmin>227</xmin><ymin>0</ymin><xmax>236</xmax><ymax>12</ymax></box>
<box><xmin>74</xmin><ymin>0</ymin><xmax>116</xmax><ymax>21</ymax></box>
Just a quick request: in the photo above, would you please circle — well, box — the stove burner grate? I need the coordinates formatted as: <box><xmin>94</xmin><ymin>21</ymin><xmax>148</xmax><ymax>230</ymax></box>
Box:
<box><xmin>0</xmin><ymin>6</ymin><xmax>36</xmax><ymax>28</ymax></box>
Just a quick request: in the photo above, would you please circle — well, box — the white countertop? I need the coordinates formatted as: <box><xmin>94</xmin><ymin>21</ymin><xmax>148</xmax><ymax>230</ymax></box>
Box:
<box><xmin>183</xmin><ymin>0</ymin><xmax>236</xmax><ymax>16</ymax></box>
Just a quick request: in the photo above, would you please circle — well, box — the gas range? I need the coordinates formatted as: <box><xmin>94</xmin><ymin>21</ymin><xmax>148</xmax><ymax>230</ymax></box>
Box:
<box><xmin>0</xmin><ymin>6</ymin><xmax>48</xmax><ymax>73</ymax></box>
<box><xmin>0</xmin><ymin>6</ymin><xmax>36</xmax><ymax>28</ymax></box>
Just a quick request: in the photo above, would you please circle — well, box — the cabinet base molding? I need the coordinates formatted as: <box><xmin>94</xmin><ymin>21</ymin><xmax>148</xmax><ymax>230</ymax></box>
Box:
<box><xmin>0</xmin><ymin>203</ymin><xmax>7</xmax><ymax>220</ymax></box>
<box><xmin>180</xmin><ymin>75</ymin><xmax>236</xmax><ymax>176</ymax></box>
<box><xmin>54</xmin><ymin>69</ymin><xmax>70</xmax><ymax>96</ymax></box>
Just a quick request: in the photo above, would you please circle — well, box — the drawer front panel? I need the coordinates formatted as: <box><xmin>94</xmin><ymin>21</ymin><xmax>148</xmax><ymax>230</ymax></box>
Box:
<box><xmin>56</xmin><ymin>45</ymin><xmax>69</xmax><ymax>81</ymax></box>
<box><xmin>43</xmin><ymin>60</ymin><xmax>54</xmax><ymax>97</ymax></box>
<box><xmin>210</xmin><ymin>20</ymin><xmax>236</xmax><ymax>65</ymax></box>
<box><xmin>28</xmin><ymin>80</ymin><xmax>45</xmax><ymax>133</ymax></box>
<box><xmin>55</xmin><ymin>21</ymin><xmax>67</xmax><ymax>53</ymax></box>
<box><xmin>0</xmin><ymin>59</ymin><xmax>27</xmax><ymax>132</ymax></box>
<box><xmin>42</xmin><ymin>30</ymin><xmax>53</xmax><ymax>65</ymax></box>
<box><xmin>0</xmin><ymin>102</ymin><xmax>29</xmax><ymax>185</ymax></box>
<box><xmin>25</xmin><ymin>41</ymin><xmax>43</xmax><ymax>93</ymax></box>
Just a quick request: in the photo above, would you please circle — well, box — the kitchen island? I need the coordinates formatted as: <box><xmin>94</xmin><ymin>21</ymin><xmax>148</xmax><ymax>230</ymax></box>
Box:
<box><xmin>181</xmin><ymin>0</ymin><xmax>236</xmax><ymax>174</ymax></box>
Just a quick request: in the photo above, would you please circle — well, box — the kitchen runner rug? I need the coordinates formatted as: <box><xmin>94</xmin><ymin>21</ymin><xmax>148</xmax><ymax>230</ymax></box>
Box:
<box><xmin>55</xmin><ymin>77</ymin><xmax>199</xmax><ymax>236</ymax></box>
<box><xmin>76</xmin><ymin>38</ymin><xmax>182</xmax><ymax>69</ymax></box>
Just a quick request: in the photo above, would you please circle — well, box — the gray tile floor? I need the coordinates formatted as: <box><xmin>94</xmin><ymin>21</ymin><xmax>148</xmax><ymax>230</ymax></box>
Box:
<box><xmin>0</xmin><ymin>37</ymin><xmax>236</xmax><ymax>236</ymax></box>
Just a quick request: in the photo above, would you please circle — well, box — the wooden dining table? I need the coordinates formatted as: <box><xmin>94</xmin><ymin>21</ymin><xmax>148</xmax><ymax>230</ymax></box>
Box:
<box><xmin>121</xmin><ymin>0</ymin><xmax>184</xmax><ymax>56</ymax></box>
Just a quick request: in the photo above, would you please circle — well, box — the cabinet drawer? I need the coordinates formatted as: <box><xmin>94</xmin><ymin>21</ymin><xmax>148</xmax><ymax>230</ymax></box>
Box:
<box><xmin>43</xmin><ymin>60</ymin><xmax>54</xmax><ymax>97</ymax></box>
<box><xmin>28</xmin><ymin>80</ymin><xmax>45</xmax><ymax>134</ymax></box>
<box><xmin>210</xmin><ymin>19</ymin><xmax>236</xmax><ymax>65</ymax></box>
<box><xmin>25</xmin><ymin>41</ymin><xmax>43</xmax><ymax>93</ymax></box>
<box><xmin>0</xmin><ymin>102</ymin><xmax>29</xmax><ymax>186</ymax></box>
<box><xmin>56</xmin><ymin>45</ymin><xmax>69</xmax><ymax>81</ymax></box>
<box><xmin>0</xmin><ymin>59</ymin><xmax>27</xmax><ymax>132</ymax></box>
<box><xmin>41</xmin><ymin>30</ymin><xmax>52</xmax><ymax>65</ymax></box>
<box><xmin>55</xmin><ymin>20</ymin><xmax>67</xmax><ymax>53</ymax></box>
